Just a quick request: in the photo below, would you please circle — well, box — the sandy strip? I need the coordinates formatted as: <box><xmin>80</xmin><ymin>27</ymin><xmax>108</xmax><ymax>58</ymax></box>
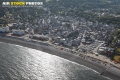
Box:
<box><xmin>0</xmin><ymin>36</ymin><xmax>120</xmax><ymax>80</ymax></box>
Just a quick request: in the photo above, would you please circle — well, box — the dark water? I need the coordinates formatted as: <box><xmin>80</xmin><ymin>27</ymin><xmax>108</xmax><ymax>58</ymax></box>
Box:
<box><xmin>0</xmin><ymin>42</ymin><xmax>109</xmax><ymax>80</ymax></box>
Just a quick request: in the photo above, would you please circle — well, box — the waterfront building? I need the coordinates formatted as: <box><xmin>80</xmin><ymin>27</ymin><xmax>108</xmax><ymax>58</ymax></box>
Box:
<box><xmin>97</xmin><ymin>47</ymin><xmax>114</xmax><ymax>56</ymax></box>
<box><xmin>32</xmin><ymin>34</ymin><xmax>49</xmax><ymax>41</ymax></box>
<box><xmin>12</xmin><ymin>29</ymin><xmax>25</xmax><ymax>36</ymax></box>
<box><xmin>0</xmin><ymin>26</ymin><xmax>9</xmax><ymax>33</ymax></box>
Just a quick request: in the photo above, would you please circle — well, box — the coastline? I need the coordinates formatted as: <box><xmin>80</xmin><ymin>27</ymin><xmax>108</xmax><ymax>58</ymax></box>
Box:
<box><xmin>0</xmin><ymin>36</ymin><xmax>120</xmax><ymax>80</ymax></box>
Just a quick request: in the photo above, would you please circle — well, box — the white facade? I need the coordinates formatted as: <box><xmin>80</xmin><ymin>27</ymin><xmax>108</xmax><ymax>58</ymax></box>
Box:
<box><xmin>5</xmin><ymin>26</ymin><xmax>9</xmax><ymax>32</ymax></box>
<box><xmin>0</xmin><ymin>28</ymin><xmax>5</xmax><ymax>32</ymax></box>
<box><xmin>0</xmin><ymin>26</ymin><xmax>9</xmax><ymax>32</ymax></box>
<box><xmin>8</xmin><ymin>23</ymin><xmax>13</xmax><ymax>27</ymax></box>
<box><xmin>81</xmin><ymin>38</ymin><xmax>85</xmax><ymax>43</ymax></box>
<box><xmin>12</xmin><ymin>29</ymin><xmax>25</xmax><ymax>35</ymax></box>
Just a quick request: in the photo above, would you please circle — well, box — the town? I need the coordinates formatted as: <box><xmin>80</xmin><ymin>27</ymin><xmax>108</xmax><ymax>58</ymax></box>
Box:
<box><xmin>0</xmin><ymin>8</ymin><xmax>120</xmax><ymax>66</ymax></box>
<box><xmin>1</xmin><ymin>1</ymin><xmax>120</xmax><ymax>80</ymax></box>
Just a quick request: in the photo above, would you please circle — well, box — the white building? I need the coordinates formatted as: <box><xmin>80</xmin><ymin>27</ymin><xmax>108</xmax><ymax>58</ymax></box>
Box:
<box><xmin>0</xmin><ymin>26</ymin><xmax>9</xmax><ymax>32</ymax></box>
<box><xmin>0</xmin><ymin>28</ymin><xmax>5</xmax><ymax>32</ymax></box>
<box><xmin>81</xmin><ymin>38</ymin><xmax>86</xmax><ymax>43</ymax></box>
<box><xmin>32</xmin><ymin>34</ymin><xmax>49</xmax><ymax>41</ymax></box>
<box><xmin>12</xmin><ymin>29</ymin><xmax>25</xmax><ymax>35</ymax></box>
<box><xmin>8</xmin><ymin>23</ymin><xmax>13</xmax><ymax>27</ymax></box>
<box><xmin>25</xmin><ymin>28</ymin><xmax>34</xmax><ymax>34</ymax></box>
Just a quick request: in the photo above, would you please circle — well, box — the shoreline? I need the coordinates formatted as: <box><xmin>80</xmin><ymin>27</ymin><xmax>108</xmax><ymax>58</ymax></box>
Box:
<box><xmin>0</xmin><ymin>36</ymin><xmax>120</xmax><ymax>80</ymax></box>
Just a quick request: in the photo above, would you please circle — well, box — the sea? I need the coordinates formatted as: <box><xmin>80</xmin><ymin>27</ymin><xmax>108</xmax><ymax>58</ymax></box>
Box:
<box><xmin>0</xmin><ymin>42</ymin><xmax>110</xmax><ymax>80</ymax></box>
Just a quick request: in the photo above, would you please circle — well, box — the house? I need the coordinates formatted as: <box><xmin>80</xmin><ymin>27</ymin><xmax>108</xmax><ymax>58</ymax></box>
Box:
<box><xmin>32</xmin><ymin>34</ymin><xmax>49</xmax><ymax>41</ymax></box>
<box><xmin>8</xmin><ymin>23</ymin><xmax>13</xmax><ymax>27</ymax></box>
<box><xmin>12</xmin><ymin>29</ymin><xmax>25</xmax><ymax>36</ymax></box>
<box><xmin>0</xmin><ymin>26</ymin><xmax>9</xmax><ymax>33</ymax></box>
<box><xmin>97</xmin><ymin>47</ymin><xmax>114</xmax><ymax>56</ymax></box>
<box><xmin>25</xmin><ymin>28</ymin><xmax>34</xmax><ymax>34</ymax></box>
<box><xmin>72</xmin><ymin>39</ymin><xmax>80</xmax><ymax>46</ymax></box>
<box><xmin>81</xmin><ymin>38</ymin><xmax>92</xmax><ymax>45</ymax></box>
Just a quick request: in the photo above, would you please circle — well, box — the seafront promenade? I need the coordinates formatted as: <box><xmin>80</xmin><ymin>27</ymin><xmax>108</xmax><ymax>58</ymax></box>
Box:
<box><xmin>0</xmin><ymin>36</ymin><xmax>120</xmax><ymax>80</ymax></box>
<box><xmin>49</xmin><ymin>43</ymin><xmax>120</xmax><ymax>69</ymax></box>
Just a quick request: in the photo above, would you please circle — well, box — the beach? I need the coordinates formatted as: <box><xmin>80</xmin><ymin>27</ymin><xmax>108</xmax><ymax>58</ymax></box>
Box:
<box><xmin>0</xmin><ymin>36</ymin><xmax>120</xmax><ymax>80</ymax></box>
